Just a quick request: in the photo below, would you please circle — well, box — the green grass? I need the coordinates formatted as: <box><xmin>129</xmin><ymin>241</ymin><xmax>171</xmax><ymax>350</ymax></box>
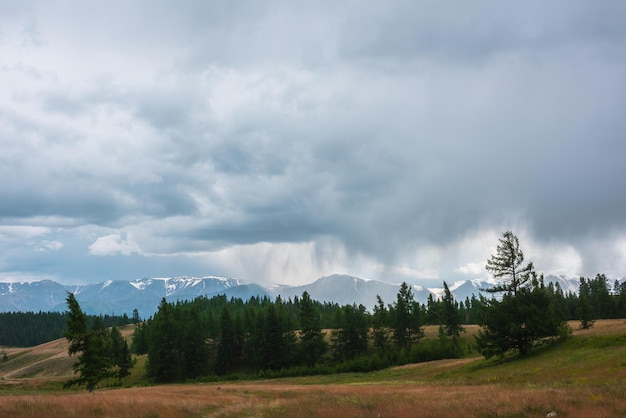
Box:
<box><xmin>449</xmin><ymin>329</ymin><xmax>626</xmax><ymax>386</ymax></box>
<box><xmin>2</xmin><ymin>321</ymin><xmax>626</xmax><ymax>417</ymax></box>
<box><xmin>3</xmin><ymin>321</ymin><xmax>626</xmax><ymax>393</ymax></box>
<box><xmin>265</xmin><ymin>325</ymin><xmax>626</xmax><ymax>390</ymax></box>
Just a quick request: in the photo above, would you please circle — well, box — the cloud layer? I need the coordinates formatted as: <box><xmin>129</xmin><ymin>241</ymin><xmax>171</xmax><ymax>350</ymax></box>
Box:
<box><xmin>1</xmin><ymin>1</ymin><xmax>626</xmax><ymax>286</ymax></box>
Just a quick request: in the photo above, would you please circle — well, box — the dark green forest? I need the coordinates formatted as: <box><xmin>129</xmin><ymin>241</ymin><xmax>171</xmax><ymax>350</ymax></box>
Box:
<box><xmin>54</xmin><ymin>232</ymin><xmax>626</xmax><ymax>391</ymax></box>
<box><xmin>128</xmin><ymin>272</ymin><xmax>626</xmax><ymax>383</ymax></box>
<box><xmin>2</xmin><ymin>273</ymin><xmax>624</xmax><ymax>351</ymax></box>
<box><xmin>0</xmin><ymin>310</ymin><xmax>137</xmax><ymax>347</ymax></box>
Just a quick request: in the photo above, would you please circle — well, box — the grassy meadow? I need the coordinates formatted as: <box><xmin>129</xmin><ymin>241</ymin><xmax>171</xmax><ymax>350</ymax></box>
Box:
<box><xmin>1</xmin><ymin>321</ymin><xmax>626</xmax><ymax>417</ymax></box>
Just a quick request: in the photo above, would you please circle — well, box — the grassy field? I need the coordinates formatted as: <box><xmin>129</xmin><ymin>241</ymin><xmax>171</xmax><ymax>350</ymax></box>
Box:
<box><xmin>1</xmin><ymin>321</ymin><xmax>626</xmax><ymax>417</ymax></box>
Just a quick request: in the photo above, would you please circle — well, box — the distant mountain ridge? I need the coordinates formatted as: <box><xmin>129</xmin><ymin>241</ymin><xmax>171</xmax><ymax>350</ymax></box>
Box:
<box><xmin>0</xmin><ymin>276</ymin><xmax>257</xmax><ymax>317</ymax></box>
<box><xmin>0</xmin><ymin>273</ymin><xmax>603</xmax><ymax>317</ymax></box>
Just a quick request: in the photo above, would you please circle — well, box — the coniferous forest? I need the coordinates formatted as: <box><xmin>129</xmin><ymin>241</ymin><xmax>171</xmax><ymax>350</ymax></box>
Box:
<box><xmin>0</xmin><ymin>310</ymin><xmax>137</xmax><ymax>347</ymax></box>
<box><xmin>2</xmin><ymin>274</ymin><xmax>625</xmax><ymax>374</ymax></box>
<box><xmin>6</xmin><ymin>231</ymin><xmax>626</xmax><ymax>391</ymax></box>
<box><xmin>127</xmin><ymin>271</ymin><xmax>626</xmax><ymax>383</ymax></box>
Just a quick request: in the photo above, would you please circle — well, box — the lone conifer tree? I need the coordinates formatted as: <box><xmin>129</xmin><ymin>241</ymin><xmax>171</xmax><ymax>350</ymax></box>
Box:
<box><xmin>64</xmin><ymin>293</ymin><xmax>112</xmax><ymax>391</ymax></box>
<box><xmin>477</xmin><ymin>231</ymin><xmax>570</xmax><ymax>358</ymax></box>
<box><xmin>485</xmin><ymin>230</ymin><xmax>534</xmax><ymax>296</ymax></box>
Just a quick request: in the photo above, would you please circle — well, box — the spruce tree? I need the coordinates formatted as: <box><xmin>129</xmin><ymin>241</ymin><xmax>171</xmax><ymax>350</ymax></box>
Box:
<box><xmin>371</xmin><ymin>295</ymin><xmax>389</xmax><ymax>353</ymax></box>
<box><xmin>577</xmin><ymin>278</ymin><xmax>595</xmax><ymax>329</ymax></box>
<box><xmin>440</xmin><ymin>281</ymin><xmax>464</xmax><ymax>340</ymax></box>
<box><xmin>64</xmin><ymin>293</ymin><xmax>113</xmax><ymax>391</ymax></box>
<box><xmin>391</xmin><ymin>282</ymin><xmax>423</xmax><ymax>351</ymax></box>
<box><xmin>147</xmin><ymin>298</ymin><xmax>180</xmax><ymax>382</ymax></box>
<box><xmin>214</xmin><ymin>306</ymin><xmax>236</xmax><ymax>375</ymax></box>
<box><xmin>331</xmin><ymin>304</ymin><xmax>369</xmax><ymax>361</ymax></box>
<box><xmin>298</xmin><ymin>291</ymin><xmax>327</xmax><ymax>368</ymax></box>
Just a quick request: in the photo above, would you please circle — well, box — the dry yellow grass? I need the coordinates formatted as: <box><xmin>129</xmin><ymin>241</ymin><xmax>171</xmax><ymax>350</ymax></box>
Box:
<box><xmin>570</xmin><ymin>318</ymin><xmax>626</xmax><ymax>336</ymax></box>
<box><xmin>1</xmin><ymin>380</ymin><xmax>625</xmax><ymax>417</ymax></box>
<box><xmin>2</xmin><ymin>321</ymin><xmax>626</xmax><ymax>417</ymax></box>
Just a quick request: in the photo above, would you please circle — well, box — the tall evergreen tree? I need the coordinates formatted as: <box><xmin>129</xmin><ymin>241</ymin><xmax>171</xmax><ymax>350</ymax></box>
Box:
<box><xmin>485</xmin><ymin>231</ymin><xmax>534</xmax><ymax>296</ymax></box>
<box><xmin>577</xmin><ymin>278</ymin><xmax>595</xmax><ymax>329</ymax></box>
<box><xmin>298</xmin><ymin>291</ymin><xmax>327</xmax><ymax>367</ymax></box>
<box><xmin>132</xmin><ymin>309</ymin><xmax>141</xmax><ymax>324</ymax></box>
<box><xmin>477</xmin><ymin>233</ymin><xmax>570</xmax><ymax>358</ymax></box>
<box><xmin>64</xmin><ymin>293</ymin><xmax>113</xmax><ymax>391</ymax></box>
<box><xmin>214</xmin><ymin>306</ymin><xmax>236</xmax><ymax>375</ymax></box>
<box><xmin>131</xmin><ymin>321</ymin><xmax>150</xmax><ymax>355</ymax></box>
<box><xmin>331</xmin><ymin>304</ymin><xmax>369</xmax><ymax>361</ymax></box>
<box><xmin>440</xmin><ymin>281</ymin><xmax>464</xmax><ymax>340</ymax></box>
<box><xmin>147</xmin><ymin>298</ymin><xmax>180</xmax><ymax>382</ymax></box>
<box><xmin>109</xmin><ymin>326</ymin><xmax>133</xmax><ymax>379</ymax></box>
<box><xmin>180</xmin><ymin>307</ymin><xmax>211</xmax><ymax>378</ymax></box>
<box><xmin>391</xmin><ymin>282</ymin><xmax>423</xmax><ymax>351</ymax></box>
<box><xmin>371</xmin><ymin>295</ymin><xmax>389</xmax><ymax>353</ymax></box>
<box><xmin>425</xmin><ymin>294</ymin><xmax>441</xmax><ymax>325</ymax></box>
<box><xmin>261</xmin><ymin>304</ymin><xmax>288</xmax><ymax>371</ymax></box>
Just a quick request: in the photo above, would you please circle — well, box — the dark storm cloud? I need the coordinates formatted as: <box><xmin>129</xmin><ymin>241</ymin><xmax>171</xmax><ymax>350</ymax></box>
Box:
<box><xmin>2</xmin><ymin>0</ymin><xmax>626</xmax><ymax>284</ymax></box>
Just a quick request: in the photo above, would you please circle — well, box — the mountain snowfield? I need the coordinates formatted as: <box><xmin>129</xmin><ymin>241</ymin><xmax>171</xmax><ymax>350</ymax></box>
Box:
<box><xmin>0</xmin><ymin>273</ymin><xmax>613</xmax><ymax>316</ymax></box>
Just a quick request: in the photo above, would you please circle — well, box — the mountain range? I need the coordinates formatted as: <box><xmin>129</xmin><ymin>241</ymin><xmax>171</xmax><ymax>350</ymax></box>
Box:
<box><xmin>0</xmin><ymin>274</ymin><xmax>591</xmax><ymax>317</ymax></box>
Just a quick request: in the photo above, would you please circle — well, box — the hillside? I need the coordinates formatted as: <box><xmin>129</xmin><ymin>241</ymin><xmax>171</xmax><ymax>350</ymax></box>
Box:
<box><xmin>0</xmin><ymin>325</ymin><xmax>136</xmax><ymax>383</ymax></box>
<box><xmin>2</xmin><ymin>320</ymin><xmax>625</xmax><ymax>384</ymax></box>
<box><xmin>1</xmin><ymin>320</ymin><xmax>626</xmax><ymax>417</ymax></box>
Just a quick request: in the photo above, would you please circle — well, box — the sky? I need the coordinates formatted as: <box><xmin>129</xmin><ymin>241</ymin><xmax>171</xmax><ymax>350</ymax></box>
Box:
<box><xmin>1</xmin><ymin>1</ymin><xmax>626</xmax><ymax>287</ymax></box>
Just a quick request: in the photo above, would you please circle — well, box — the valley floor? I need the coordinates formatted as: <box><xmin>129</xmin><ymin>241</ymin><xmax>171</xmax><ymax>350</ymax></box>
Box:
<box><xmin>1</xmin><ymin>377</ymin><xmax>625</xmax><ymax>417</ymax></box>
<box><xmin>1</xmin><ymin>320</ymin><xmax>626</xmax><ymax>417</ymax></box>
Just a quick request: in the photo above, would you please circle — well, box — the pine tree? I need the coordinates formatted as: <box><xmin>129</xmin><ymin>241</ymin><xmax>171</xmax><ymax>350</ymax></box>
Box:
<box><xmin>132</xmin><ymin>309</ymin><xmax>141</xmax><ymax>324</ymax></box>
<box><xmin>214</xmin><ymin>306</ymin><xmax>236</xmax><ymax>375</ymax></box>
<box><xmin>180</xmin><ymin>307</ymin><xmax>210</xmax><ymax>379</ymax></box>
<box><xmin>485</xmin><ymin>231</ymin><xmax>534</xmax><ymax>296</ymax></box>
<box><xmin>147</xmin><ymin>298</ymin><xmax>180</xmax><ymax>382</ymax></box>
<box><xmin>116</xmin><ymin>338</ymin><xmax>133</xmax><ymax>379</ymax></box>
<box><xmin>391</xmin><ymin>282</ymin><xmax>423</xmax><ymax>351</ymax></box>
<box><xmin>131</xmin><ymin>321</ymin><xmax>149</xmax><ymax>355</ymax></box>
<box><xmin>440</xmin><ymin>281</ymin><xmax>464</xmax><ymax>340</ymax></box>
<box><xmin>255</xmin><ymin>301</ymin><xmax>297</xmax><ymax>371</ymax></box>
<box><xmin>298</xmin><ymin>291</ymin><xmax>327</xmax><ymax>368</ymax></box>
<box><xmin>331</xmin><ymin>304</ymin><xmax>369</xmax><ymax>360</ymax></box>
<box><xmin>371</xmin><ymin>295</ymin><xmax>389</xmax><ymax>353</ymax></box>
<box><xmin>63</xmin><ymin>293</ymin><xmax>113</xmax><ymax>391</ymax></box>
<box><xmin>577</xmin><ymin>278</ymin><xmax>595</xmax><ymax>329</ymax></box>
<box><xmin>477</xmin><ymin>233</ymin><xmax>570</xmax><ymax>358</ymax></box>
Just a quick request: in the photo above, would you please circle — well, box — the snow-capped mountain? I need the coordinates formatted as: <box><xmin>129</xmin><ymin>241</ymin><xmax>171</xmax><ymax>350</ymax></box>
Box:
<box><xmin>426</xmin><ymin>275</ymin><xmax>586</xmax><ymax>303</ymax></box>
<box><xmin>0</xmin><ymin>276</ymin><xmax>268</xmax><ymax>317</ymax></box>
<box><xmin>544</xmin><ymin>275</ymin><xmax>581</xmax><ymax>294</ymax></box>
<box><xmin>0</xmin><ymin>280</ymin><xmax>68</xmax><ymax>313</ymax></box>
<box><xmin>270</xmin><ymin>274</ymin><xmax>436</xmax><ymax>308</ymax></box>
<box><xmin>0</xmin><ymin>273</ymin><xmax>613</xmax><ymax>316</ymax></box>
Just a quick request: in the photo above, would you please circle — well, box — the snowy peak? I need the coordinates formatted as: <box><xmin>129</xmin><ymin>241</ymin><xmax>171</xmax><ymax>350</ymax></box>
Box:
<box><xmin>270</xmin><ymin>274</ymin><xmax>436</xmax><ymax>308</ymax></box>
<box><xmin>1</xmin><ymin>273</ymin><xmax>616</xmax><ymax>317</ymax></box>
<box><xmin>544</xmin><ymin>275</ymin><xmax>580</xmax><ymax>294</ymax></box>
<box><xmin>0</xmin><ymin>276</ymin><xmax>260</xmax><ymax>317</ymax></box>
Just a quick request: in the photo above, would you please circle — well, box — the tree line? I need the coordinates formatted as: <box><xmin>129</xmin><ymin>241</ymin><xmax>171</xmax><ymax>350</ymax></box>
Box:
<box><xmin>0</xmin><ymin>310</ymin><xmax>139</xmax><ymax>347</ymax></box>
<box><xmin>130</xmin><ymin>281</ymin><xmax>467</xmax><ymax>383</ymax></box>
<box><xmin>61</xmin><ymin>231</ymin><xmax>626</xmax><ymax>390</ymax></box>
<box><xmin>130</xmin><ymin>231</ymin><xmax>625</xmax><ymax>383</ymax></box>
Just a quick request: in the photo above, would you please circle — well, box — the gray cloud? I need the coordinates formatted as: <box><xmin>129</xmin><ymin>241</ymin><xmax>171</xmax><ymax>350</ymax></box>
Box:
<box><xmin>1</xmin><ymin>1</ymin><xmax>625</xmax><ymax>285</ymax></box>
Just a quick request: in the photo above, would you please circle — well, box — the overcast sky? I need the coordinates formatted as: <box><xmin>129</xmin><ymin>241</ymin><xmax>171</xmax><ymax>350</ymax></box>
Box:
<box><xmin>1</xmin><ymin>1</ymin><xmax>625</xmax><ymax>287</ymax></box>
